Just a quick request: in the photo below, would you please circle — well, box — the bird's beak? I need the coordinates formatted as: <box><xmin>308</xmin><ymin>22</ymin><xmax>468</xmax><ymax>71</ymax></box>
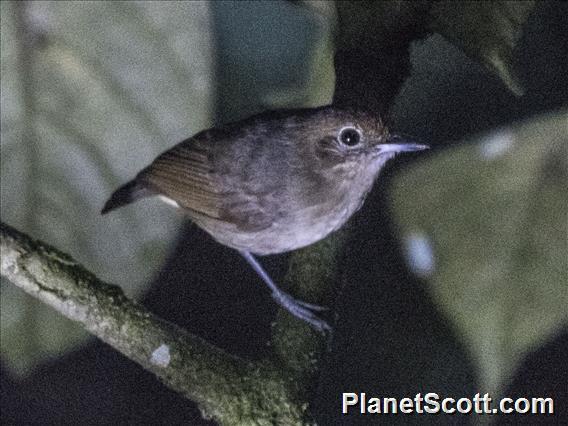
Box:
<box><xmin>375</xmin><ymin>135</ymin><xmax>429</xmax><ymax>154</ymax></box>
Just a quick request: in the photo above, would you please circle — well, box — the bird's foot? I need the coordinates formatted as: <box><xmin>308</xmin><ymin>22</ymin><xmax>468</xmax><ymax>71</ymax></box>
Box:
<box><xmin>271</xmin><ymin>291</ymin><xmax>331</xmax><ymax>333</ymax></box>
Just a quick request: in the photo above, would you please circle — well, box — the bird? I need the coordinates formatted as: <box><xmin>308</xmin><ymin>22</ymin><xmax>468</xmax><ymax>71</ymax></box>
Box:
<box><xmin>102</xmin><ymin>105</ymin><xmax>428</xmax><ymax>332</ymax></box>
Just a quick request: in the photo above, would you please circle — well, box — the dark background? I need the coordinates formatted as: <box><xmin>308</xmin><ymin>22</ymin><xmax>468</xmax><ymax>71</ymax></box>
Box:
<box><xmin>1</xmin><ymin>1</ymin><xmax>567</xmax><ymax>424</ymax></box>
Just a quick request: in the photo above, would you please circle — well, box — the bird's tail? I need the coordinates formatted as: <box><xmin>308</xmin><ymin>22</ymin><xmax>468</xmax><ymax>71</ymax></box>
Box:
<box><xmin>101</xmin><ymin>179</ymin><xmax>153</xmax><ymax>214</ymax></box>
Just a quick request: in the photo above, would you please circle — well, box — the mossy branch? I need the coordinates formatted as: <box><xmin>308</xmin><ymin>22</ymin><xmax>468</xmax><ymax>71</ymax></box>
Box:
<box><xmin>0</xmin><ymin>222</ymin><xmax>313</xmax><ymax>425</ymax></box>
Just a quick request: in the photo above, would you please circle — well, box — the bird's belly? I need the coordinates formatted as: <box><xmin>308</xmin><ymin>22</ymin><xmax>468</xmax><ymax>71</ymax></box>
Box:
<box><xmin>195</xmin><ymin>204</ymin><xmax>353</xmax><ymax>255</ymax></box>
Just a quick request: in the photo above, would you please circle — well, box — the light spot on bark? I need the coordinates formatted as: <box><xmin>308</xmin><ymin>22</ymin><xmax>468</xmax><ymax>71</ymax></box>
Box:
<box><xmin>151</xmin><ymin>344</ymin><xmax>171</xmax><ymax>367</ymax></box>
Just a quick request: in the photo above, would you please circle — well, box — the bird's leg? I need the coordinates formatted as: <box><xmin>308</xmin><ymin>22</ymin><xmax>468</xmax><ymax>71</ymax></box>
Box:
<box><xmin>239</xmin><ymin>251</ymin><xmax>331</xmax><ymax>333</ymax></box>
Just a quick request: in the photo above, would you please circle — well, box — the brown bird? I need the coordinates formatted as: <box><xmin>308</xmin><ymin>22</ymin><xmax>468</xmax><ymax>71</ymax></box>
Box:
<box><xmin>102</xmin><ymin>106</ymin><xmax>428</xmax><ymax>332</ymax></box>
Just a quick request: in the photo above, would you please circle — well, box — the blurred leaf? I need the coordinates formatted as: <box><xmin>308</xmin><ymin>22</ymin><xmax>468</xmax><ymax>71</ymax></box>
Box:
<box><xmin>262</xmin><ymin>1</ymin><xmax>335</xmax><ymax>109</ymax></box>
<box><xmin>430</xmin><ymin>1</ymin><xmax>536</xmax><ymax>96</ymax></box>
<box><xmin>391</xmin><ymin>110</ymin><xmax>568</xmax><ymax>395</ymax></box>
<box><xmin>323</xmin><ymin>1</ymin><xmax>535</xmax><ymax>97</ymax></box>
<box><xmin>0</xmin><ymin>1</ymin><xmax>214</xmax><ymax>375</ymax></box>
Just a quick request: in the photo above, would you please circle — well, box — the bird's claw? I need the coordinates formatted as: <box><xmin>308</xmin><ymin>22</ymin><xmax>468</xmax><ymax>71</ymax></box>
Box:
<box><xmin>272</xmin><ymin>292</ymin><xmax>332</xmax><ymax>333</ymax></box>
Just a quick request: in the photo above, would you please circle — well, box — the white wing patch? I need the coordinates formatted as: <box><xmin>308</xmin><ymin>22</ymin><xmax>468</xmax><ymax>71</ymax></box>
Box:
<box><xmin>158</xmin><ymin>195</ymin><xmax>181</xmax><ymax>208</ymax></box>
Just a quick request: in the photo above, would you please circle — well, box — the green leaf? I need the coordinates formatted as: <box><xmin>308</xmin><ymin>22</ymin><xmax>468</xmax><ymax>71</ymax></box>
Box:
<box><xmin>0</xmin><ymin>1</ymin><xmax>214</xmax><ymax>375</ymax></box>
<box><xmin>429</xmin><ymin>1</ymin><xmax>536</xmax><ymax>96</ymax></box>
<box><xmin>390</xmin><ymin>110</ymin><xmax>568</xmax><ymax>395</ymax></box>
<box><xmin>260</xmin><ymin>1</ymin><xmax>335</xmax><ymax>109</ymax></box>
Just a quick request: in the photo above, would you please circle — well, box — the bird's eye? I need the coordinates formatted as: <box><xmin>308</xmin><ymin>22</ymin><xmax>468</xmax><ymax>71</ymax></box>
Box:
<box><xmin>338</xmin><ymin>127</ymin><xmax>361</xmax><ymax>146</ymax></box>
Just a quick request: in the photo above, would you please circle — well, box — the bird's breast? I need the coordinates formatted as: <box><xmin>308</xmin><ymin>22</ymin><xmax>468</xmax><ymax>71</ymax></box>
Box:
<box><xmin>192</xmin><ymin>189</ymin><xmax>359</xmax><ymax>255</ymax></box>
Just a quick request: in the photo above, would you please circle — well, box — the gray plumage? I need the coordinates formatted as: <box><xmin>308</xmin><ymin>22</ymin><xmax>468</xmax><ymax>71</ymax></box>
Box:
<box><xmin>102</xmin><ymin>106</ymin><xmax>416</xmax><ymax>254</ymax></box>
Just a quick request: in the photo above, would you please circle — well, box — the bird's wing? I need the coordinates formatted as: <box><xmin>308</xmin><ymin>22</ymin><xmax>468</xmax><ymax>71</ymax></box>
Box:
<box><xmin>139</xmin><ymin>135</ymin><xmax>274</xmax><ymax>232</ymax></box>
<box><xmin>139</xmin><ymin>136</ymin><xmax>224</xmax><ymax>220</ymax></box>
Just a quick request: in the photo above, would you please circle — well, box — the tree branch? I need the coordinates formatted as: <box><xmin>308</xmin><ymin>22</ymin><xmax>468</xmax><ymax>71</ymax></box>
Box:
<box><xmin>0</xmin><ymin>222</ymin><xmax>309</xmax><ymax>424</ymax></box>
